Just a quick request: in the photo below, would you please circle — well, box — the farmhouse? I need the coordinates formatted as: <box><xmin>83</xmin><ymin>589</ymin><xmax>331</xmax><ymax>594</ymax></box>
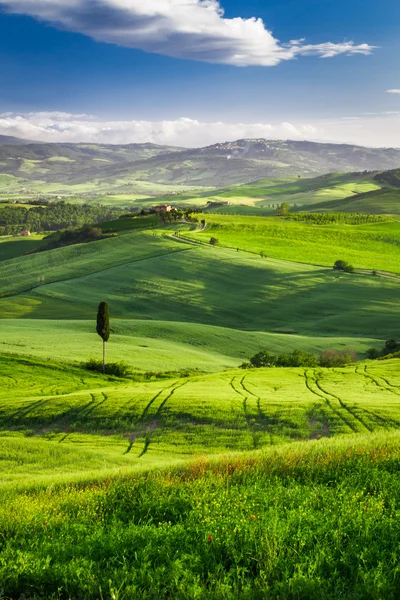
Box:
<box><xmin>153</xmin><ymin>204</ymin><xmax>175</xmax><ymax>212</ymax></box>
<box><xmin>20</xmin><ymin>230</ymin><xmax>31</xmax><ymax>236</ymax></box>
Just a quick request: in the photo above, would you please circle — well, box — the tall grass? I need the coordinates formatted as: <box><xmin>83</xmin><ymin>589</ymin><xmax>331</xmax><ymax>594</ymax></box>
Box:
<box><xmin>0</xmin><ymin>432</ymin><xmax>399</xmax><ymax>599</ymax></box>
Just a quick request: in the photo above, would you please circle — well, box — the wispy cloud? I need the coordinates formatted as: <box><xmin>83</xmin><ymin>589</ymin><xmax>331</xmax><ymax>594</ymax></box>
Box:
<box><xmin>0</xmin><ymin>0</ymin><xmax>374</xmax><ymax>67</ymax></box>
<box><xmin>0</xmin><ymin>111</ymin><xmax>399</xmax><ymax>148</ymax></box>
<box><xmin>386</xmin><ymin>89</ymin><xmax>400</xmax><ymax>94</ymax></box>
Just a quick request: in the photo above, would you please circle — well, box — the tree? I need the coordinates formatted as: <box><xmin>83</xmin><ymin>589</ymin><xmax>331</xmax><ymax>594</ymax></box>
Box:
<box><xmin>275</xmin><ymin>202</ymin><xmax>290</xmax><ymax>216</ymax></box>
<box><xmin>96</xmin><ymin>301</ymin><xmax>110</xmax><ymax>373</ymax></box>
<box><xmin>343</xmin><ymin>264</ymin><xmax>355</xmax><ymax>273</ymax></box>
<box><xmin>209</xmin><ymin>237</ymin><xmax>219</xmax><ymax>246</ymax></box>
<box><xmin>333</xmin><ymin>260</ymin><xmax>348</xmax><ymax>271</ymax></box>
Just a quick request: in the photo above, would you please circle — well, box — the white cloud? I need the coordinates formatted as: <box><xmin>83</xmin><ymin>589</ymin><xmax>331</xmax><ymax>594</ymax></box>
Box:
<box><xmin>0</xmin><ymin>0</ymin><xmax>374</xmax><ymax>66</ymax></box>
<box><xmin>386</xmin><ymin>89</ymin><xmax>400</xmax><ymax>94</ymax></box>
<box><xmin>0</xmin><ymin>111</ymin><xmax>400</xmax><ymax>148</ymax></box>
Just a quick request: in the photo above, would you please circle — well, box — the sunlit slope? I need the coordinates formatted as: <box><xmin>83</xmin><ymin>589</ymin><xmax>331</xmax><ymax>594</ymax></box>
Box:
<box><xmin>0</xmin><ymin>319</ymin><xmax>379</xmax><ymax>373</ymax></box>
<box><xmin>0</xmin><ymin>231</ymin><xmax>190</xmax><ymax>297</ymax></box>
<box><xmin>187</xmin><ymin>215</ymin><xmax>400</xmax><ymax>273</ymax></box>
<box><xmin>1</xmin><ymin>241</ymin><xmax>398</xmax><ymax>339</ymax></box>
<box><xmin>1</xmin><ymin>354</ymin><xmax>400</xmax><ymax>484</ymax></box>
<box><xmin>305</xmin><ymin>187</ymin><xmax>400</xmax><ymax>214</ymax></box>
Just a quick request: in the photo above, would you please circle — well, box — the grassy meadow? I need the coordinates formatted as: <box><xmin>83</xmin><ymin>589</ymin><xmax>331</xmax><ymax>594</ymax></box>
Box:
<box><xmin>0</xmin><ymin>198</ymin><xmax>400</xmax><ymax>598</ymax></box>
<box><xmin>1</xmin><ymin>353</ymin><xmax>400</xmax><ymax>598</ymax></box>
<box><xmin>187</xmin><ymin>214</ymin><xmax>400</xmax><ymax>273</ymax></box>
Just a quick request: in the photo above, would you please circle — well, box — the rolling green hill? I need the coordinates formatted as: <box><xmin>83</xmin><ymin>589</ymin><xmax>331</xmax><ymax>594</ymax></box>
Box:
<box><xmin>301</xmin><ymin>187</ymin><xmax>400</xmax><ymax>214</ymax></box>
<box><xmin>0</xmin><ymin>225</ymin><xmax>399</xmax><ymax>371</ymax></box>
<box><xmin>186</xmin><ymin>214</ymin><xmax>400</xmax><ymax>273</ymax></box>
<box><xmin>1</xmin><ymin>206</ymin><xmax>400</xmax><ymax>599</ymax></box>
<box><xmin>1</xmin><ymin>354</ymin><xmax>400</xmax><ymax>484</ymax></box>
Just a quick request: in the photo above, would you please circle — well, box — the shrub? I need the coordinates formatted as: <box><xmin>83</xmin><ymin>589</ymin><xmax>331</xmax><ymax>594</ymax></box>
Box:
<box><xmin>343</xmin><ymin>264</ymin><xmax>355</xmax><ymax>273</ymax></box>
<box><xmin>276</xmin><ymin>350</ymin><xmax>318</xmax><ymax>367</ymax></box>
<box><xmin>385</xmin><ymin>339</ymin><xmax>400</xmax><ymax>354</ymax></box>
<box><xmin>333</xmin><ymin>260</ymin><xmax>348</xmax><ymax>271</ymax></box>
<box><xmin>209</xmin><ymin>237</ymin><xmax>219</xmax><ymax>246</ymax></box>
<box><xmin>249</xmin><ymin>350</ymin><xmax>318</xmax><ymax>368</ymax></box>
<box><xmin>250</xmin><ymin>351</ymin><xmax>276</xmax><ymax>368</ymax></box>
<box><xmin>378</xmin><ymin>351</ymin><xmax>400</xmax><ymax>360</ymax></box>
<box><xmin>319</xmin><ymin>349</ymin><xmax>357</xmax><ymax>367</ymax></box>
<box><xmin>366</xmin><ymin>348</ymin><xmax>381</xmax><ymax>359</ymax></box>
<box><xmin>82</xmin><ymin>359</ymin><xmax>131</xmax><ymax>378</ymax></box>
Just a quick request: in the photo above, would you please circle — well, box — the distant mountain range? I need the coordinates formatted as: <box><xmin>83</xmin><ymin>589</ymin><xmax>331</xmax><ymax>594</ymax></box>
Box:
<box><xmin>1</xmin><ymin>135</ymin><xmax>400</xmax><ymax>188</ymax></box>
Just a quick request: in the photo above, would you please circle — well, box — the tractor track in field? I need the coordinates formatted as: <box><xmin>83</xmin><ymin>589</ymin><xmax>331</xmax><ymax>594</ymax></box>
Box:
<box><xmin>230</xmin><ymin>376</ymin><xmax>265</xmax><ymax>449</ymax></box>
<box><xmin>356</xmin><ymin>365</ymin><xmax>400</xmax><ymax>397</ymax></box>
<box><xmin>140</xmin><ymin>382</ymin><xmax>179</xmax><ymax>420</ymax></box>
<box><xmin>134</xmin><ymin>380</ymin><xmax>189</xmax><ymax>458</ymax></box>
<box><xmin>241</xmin><ymin>376</ymin><xmax>273</xmax><ymax>445</ymax></box>
<box><xmin>7</xmin><ymin>398</ymin><xmax>53</xmax><ymax>426</ymax></box>
<box><xmin>314</xmin><ymin>374</ymin><xmax>372</xmax><ymax>433</ymax></box>
<box><xmin>304</xmin><ymin>370</ymin><xmax>358</xmax><ymax>433</ymax></box>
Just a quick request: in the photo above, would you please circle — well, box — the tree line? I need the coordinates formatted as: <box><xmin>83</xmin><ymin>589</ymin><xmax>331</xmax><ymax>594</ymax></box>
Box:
<box><xmin>0</xmin><ymin>203</ymin><xmax>126</xmax><ymax>235</ymax></box>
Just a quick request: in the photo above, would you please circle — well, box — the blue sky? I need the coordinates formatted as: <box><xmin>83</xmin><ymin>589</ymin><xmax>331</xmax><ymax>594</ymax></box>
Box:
<box><xmin>0</xmin><ymin>0</ymin><xmax>399</xmax><ymax>146</ymax></box>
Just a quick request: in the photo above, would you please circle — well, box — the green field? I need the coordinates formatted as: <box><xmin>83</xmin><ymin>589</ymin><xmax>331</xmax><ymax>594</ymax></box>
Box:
<box><xmin>1</xmin><ymin>354</ymin><xmax>400</xmax><ymax>483</ymax></box>
<box><xmin>187</xmin><ymin>214</ymin><xmax>400</xmax><ymax>273</ymax></box>
<box><xmin>1</xmin><ymin>354</ymin><xmax>400</xmax><ymax>598</ymax></box>
<box><xmin>1</xmin><ymin>204</ymin><xmax>400</xmax><ymax>598</ymax></box>
<box><xmin>0</xmin><ymin>234</ymin><xmax>44</xmax><ymax>261</ymax></box>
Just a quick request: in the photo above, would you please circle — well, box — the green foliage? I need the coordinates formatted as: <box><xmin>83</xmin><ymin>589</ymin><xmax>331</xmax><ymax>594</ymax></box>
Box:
<box><xmin>209</xmin><ymin>237</ymin><xmax>219</xmax><ymax>246</ymax></box>
<box><xmin>334</xmin><ymin>259</ymin><xmax>348</xmax><ymax>270</ymax></box>
<box><xmin>343</xmin><ymin>264</ymin><xmax>355</xmax><ymax>273</ymax></box>
<box><xmin>385</xmin><ymin>339</ymin><xmax>400</xmax><ymax>354</ymax></box>
<box><xmin>82</xmin><ymin>358</ymin><xmax>131</xmax><ymax>378</ymax></box>
<box><xmin>0</xmin><ymin>203</ymin><xmax>126</xmax><ymax>235</ymax></box>
<box><xmin>319</xmin><ymin>349</ymin><xmax>357</xmax><ymax>367</ymax></box>
<box><xmin>249</xmin><ymin>349</ymin><xmax>318</xmax><ymax>368</ymax></box>
<box><xmin>275</xmin><ymin>202</ymin><xmax>290</xmax><ymax>216</ymax></box>
<box><xmin>96</xmin><ymin>301</ymin><xmax>110</xmax><ymax>343</ymax></box>
<box><xmin>249</xmin><ymin>348</ymin><xmax>356</xmax><ymax>368</ymax></box>
<box><xmin>375</xmin><ymin>168</ymin><xmax>400</xmax><ymax>187</ymax></box>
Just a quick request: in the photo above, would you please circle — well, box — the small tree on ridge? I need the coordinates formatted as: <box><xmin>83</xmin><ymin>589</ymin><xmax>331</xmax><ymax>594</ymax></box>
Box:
<box><xmin>96</xmin><ymin>301</ymin><xmax>110</xmax><ymax>373</ymax></box>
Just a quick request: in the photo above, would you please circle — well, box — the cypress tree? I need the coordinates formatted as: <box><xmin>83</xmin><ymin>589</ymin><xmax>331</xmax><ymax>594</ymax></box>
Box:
<box><xmin>96</xmin><ymin>301</ymin><xmax>110</xmax><ymax>373</ymax></box>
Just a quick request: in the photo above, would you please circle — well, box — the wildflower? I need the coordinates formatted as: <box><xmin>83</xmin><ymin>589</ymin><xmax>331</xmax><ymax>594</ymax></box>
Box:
<box><xmin>207</xmin><ymin>535</ymin><xmax>212</xmax><ymax>541</ymax></box>
<box><xmin>42</xmin><ymin>521</ymin><xmax>47</xmax><ymax>526</ymax></box>
<box><xmin>250</xmin><ymin>515</ymin><xmax>255</xmax><ymax>521</ymax></box>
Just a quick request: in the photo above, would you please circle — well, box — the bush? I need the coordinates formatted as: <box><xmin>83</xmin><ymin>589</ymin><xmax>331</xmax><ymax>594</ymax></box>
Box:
<box><xmin>276</xmin><ymin>350</ymin><xmax>318</xmax><ymax>368</ymax></box>
<box><xmin>82</xmin><ymin>359</ymin><xmax>131</xmax><ymax>378</ymax></box>
<box><xmin>385</xmin><ymin>339</ymin><xmax>400</xmax><ymax>354</ymax></box>
<box><xmin>366</xmin><ymin>348</ymin><xmax>381</xmax><ymax>359</ymax></box>
<box><xmin>209</xmin><ymin>237</ymin><xmax>219</xmax><ymax>246</ymax></box>
<box><xmin>250</xmin><ymin>351</ymin><xmax>276</xmax><ymax>368</ymax></box>
<box><xmin>333</xmin><ymin>260</ymin><xmax>348</xmax><ymax>271</ymax></box>
<box><xmin>319</xmin><ymin>349</ymin><xmax>357</xmax><ymax>367</ymax></box>
<box><xmin>249</xmin><ymin>350</ymin><xmax>318</xmax><ymax>368</ymax></box>
<box><xmin>378</xmin><ymin>351</ymin><xmax>400</xmax><ymax>360</ymax></box>
<box><xmin>343</xmin><ymin>264</ymin><xmax>355</xmax><ymax>273</ymax></box>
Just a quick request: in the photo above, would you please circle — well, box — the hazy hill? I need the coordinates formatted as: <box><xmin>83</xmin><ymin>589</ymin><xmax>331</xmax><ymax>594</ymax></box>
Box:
<box><xmin>0</xmin><ymin>134</ymin><xmax>39</xmax><ymax>146</ymax></box>
<box><xmin>0</xmin><ymin>136</ymin><xmax>399</xmax><ymax>189</ymax></box>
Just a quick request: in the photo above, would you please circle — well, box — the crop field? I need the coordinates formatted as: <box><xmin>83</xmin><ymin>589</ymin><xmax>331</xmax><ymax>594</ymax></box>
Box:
<box><xmin>0</xmin><ymin>206</ymin><xmax>399</xmax><ymax>598</ymax></box>
<box><xmin>1</xmin><ymin>354</ymin><xmax>400</xmax><ymax>484</ymax></box>
<box><xmin>0</xmin><ymin>231</ymin><xmax>399</xmax><ymax>344</ymax></box>
<box><xmin>187</xmin><ymin>214</ymin><xmax>400</xmax><ymax>273</ymax></box>
<box><xmin>1</xmin><ymin>354</ymin><xmax>400</xmax><ymax>598</ymax></box>
<box><xmin>0</xmin><ymin>234</ymin><xmax>44</xmax><ymax>261</ymax></box>
<box><xmin>307</xmin><ymin>187</ymin><xmax>400</xmax><ymax>214</ymax></box>
<box><xmin>0</xmin><ymin>319</ymin><xmax>380</xmax><ymax>374</ymax></box>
